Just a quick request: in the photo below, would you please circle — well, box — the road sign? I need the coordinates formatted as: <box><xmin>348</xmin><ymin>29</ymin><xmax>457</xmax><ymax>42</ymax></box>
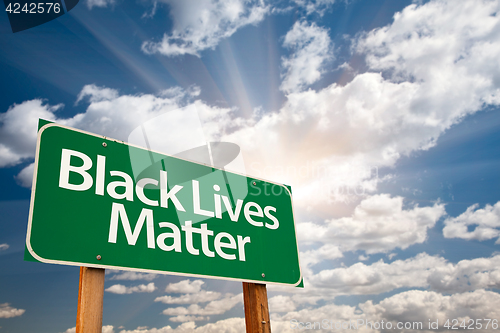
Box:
<box><xmin>26</xmin><ymin>121</ymin><xmax>302</xmax><ymax>286</ymax></box>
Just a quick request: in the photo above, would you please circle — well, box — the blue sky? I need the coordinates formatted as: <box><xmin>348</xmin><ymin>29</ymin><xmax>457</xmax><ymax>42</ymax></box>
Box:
<box><xmin>2</xmin><ymin>0</ymin><xmax>500</xmax><ymax>332</ymax></box>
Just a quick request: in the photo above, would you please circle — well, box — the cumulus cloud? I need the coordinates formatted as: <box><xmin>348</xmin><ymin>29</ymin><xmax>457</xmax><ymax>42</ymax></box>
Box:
<box><xmin>108</xmin><ymin>271</ymin><xmax>158</xmax><ymax>281</ymax></box>
<box><xmin>443</xmin><ymin>201</ymin><xmax>500</xmax><ymax>242</ymax></box>
<box><xmin>308</xmin><ymin>253</ymin><xmax>445</xmax><ymax>296</ymax></box>
<box><xmin>15</xmin><ymin>162</ymin><xmax>34</xmax><ymax>188</ymax></box>
<box><xmin>361</xmin><ymin>289</ymin><xmax>500</xmax><ymax>333</ymax></box>
<box><xmin>0</xmin><ymin>87</ymin><xmax>163</xmax><ymax>167</ymax></box>
<box><xmin>222</xmin><ymin>0</ymin><xmax>500</xmax><ymax>206</ymax></box>
<box><xmin>7</xmin><ymin>0</ymin><xmax>500</xmax><ymax>209</ymax></box>
<box><xmin>272</xmin><ymin>289</ymin><xmax>500</xmax><ymax>333</ymax></box>
<box><xmin>105</xmin><ymin>283</ymin><xmax>156</xmax><ymax>294</ymax></box>
<box><xmin>155</xmin><ymin>291</ymin><xmax>221</xmax><ymax>304</ymax></box>
<box><xmin>165</xmin><ymin>279</ymin><xmax>205</xmax><ymax>294</ymax></box>
<box><xmin>3</xmin><ymin>0</ymin><xmax>500</xmax><ymax>210</ymax></box>
<box><xmin>0</xmin><ymin>303</ymin><xmax>25</xmax><ymax>318</ymax></box>
<box><xmin>299</xmin><ymin>244</ymin><xmax>343</xmax><ymax>277</ymax></box>
<box><xmin>271</xmin><ymin>302</ymin><xmax>369</xmax><ymax>333</ymax></box>
<box><xmin>141</xmin><ymin>0</ymin><xmax>268</xmax><ymax>57</ymax></box>
<box><xmin>75</xmin><ymin>84</ymin><xmax>119</xmax><ymax>104</ymax></box>
<box><xmin>119</xmin><ymin>318</ymin><xmax>245</xmax><ymax>333</ymax></box>
<box><xmin>357</xmin><ymin>0</ymin><xmax>500</xmax><ymax>99</ymax></box>
<box><xmin>0</xmin><ymin>244</ymin><xmax>9</xmax><ymax>251</ymax></box>
<box><xmin>155</xmin><ymin>280</ymin><xmax>239</xmax><ymax>322</ymax></box>
<box><xmin>297</xmin><ymin>194</ymin><xmax>445</xmax><ymax>254</ymax></box>
<box><xmin>280</xmin><ymin>21</ymin><xmax>333</xmax><ymax>93</ymax></box>
<box><xmin>63</xmin><ymin>325</ymin><xmax>114</xmax><ymax>333</ymax></box>
<box><xmin>162</xmin><ymin>293</ymin><xmax>243</xmax><ymax>320</ymax></box>
<box><xmin>64</xmin><ymin>325</ymin><xmax>115</xmax><ymax>333</ymax></box>
<box><xmin>269</xmin><ymin>295</ymin><xmax>296</xmax><ymax>313</ymax></box>
<box><xmin>63</xmin><ymin>85</ymin><xmax>229</xmax><ymax>143</ymax></box>
<box><xmin>295</xmin><ymin>253</ymin><xmax>500</xmax><ymax>301</ymax></box>
<box><xmin>0</xmin><ymin>99</ymin><xmax>61</xmax><ymax>167</ymax></box>
<box><xmin>86</xmin><ymin>0</ymin><xmax>114</xmax><ymax>10</ymax></box>
<box><xmin>117</xmin><ymin>322</ymin><xmax>196</xmax><ymax>333</ymax></box>
<box><xmin>169</xmin><ymin>315</ymin><xmax>209</xmax><ymax>323</ymax></box>
<box><xmin>0</xmin><ymin>84</ymin><xmax>233</xmax><ymax>187</ymax></box>
<box><xmin>292</xmin><ymin>0</ymin><xmax>336</xmax><ymax>15</ymax></box>
<box><xmin>427</xmin><ymin>255</ymin><xmax>500</xmax><ymax>293</ymax></box>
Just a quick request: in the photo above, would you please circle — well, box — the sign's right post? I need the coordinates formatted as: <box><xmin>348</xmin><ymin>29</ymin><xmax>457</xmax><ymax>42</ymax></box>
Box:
<box><xmin>243</xmin><ymin>282</ymin><xmax>271</xmax><ymax>333</ymax></box>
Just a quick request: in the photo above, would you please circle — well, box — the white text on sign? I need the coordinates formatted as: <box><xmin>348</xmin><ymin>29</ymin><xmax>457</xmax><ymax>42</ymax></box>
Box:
<box><xmin>57</xmin><ymin>148</ymin><xmax>281</xmax><ymax>261</ymax></box>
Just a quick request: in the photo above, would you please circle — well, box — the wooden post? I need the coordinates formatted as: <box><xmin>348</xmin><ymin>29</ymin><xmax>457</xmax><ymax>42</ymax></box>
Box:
<box><xmin>243</xmin><ymin>282</ymin><xmax>271</xmax><ymax>333</ymax></box>
<box><xmin>76</xmin><ymin>267</ymin><xmax>105</xmax><ymax>333</ymax></box>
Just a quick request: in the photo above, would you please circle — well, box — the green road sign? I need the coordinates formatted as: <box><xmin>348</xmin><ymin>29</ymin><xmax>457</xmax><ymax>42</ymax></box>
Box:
<box><xmin>26</xmin><ymin>121</ymin><xmax>302</xmax><ymax>286</ymax></box>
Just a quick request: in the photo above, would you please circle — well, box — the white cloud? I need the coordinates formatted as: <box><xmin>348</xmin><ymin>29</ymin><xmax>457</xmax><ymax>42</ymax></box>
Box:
<box><xmin>15</xmin><ymin>162</ymin><xmax>34</xmax><ymax>188</ymax></box>
<box><xmin>357</xmin><ymin>0</ymin><xmax>500</xmax><ymax>104</ymax></box>
<box><xmin>162</xmin><ymin>293</ymin><xmax>243</xmax><ymax>317</ymax></box>
<box><xmin>298</xmin><ymin>253</ymin><xmax>500</xmax><ymax>300</ymax></box>
<box><xmin>292</xmin><ymin>0</ymin><xmax>336</xmax><ymax>15</ymax></box>
<box><xmin>157</xmin><ymin>280</ymin><xmax>236</xmax><ymax>321</ymax></box>
<box><xmin>2</xmin><ymin>1</ymin><xmax>499</xmax><ymax>330</ymax></box>
<box><xmin>0</xmin><ymin>244</ymin><xmax>9</xmax><ymax>251</ymax></box>
<box><xmin>272</xmin><ymin>289</ymin><xmax>500</xmax><ymax>333</ymax></box>
<box><xmin>8</xmin><ymin>0</ymin><xmax>500</xmax><ymax>211</ymax></box>
<box><xmin>0</xmin><ymin>303</ymin><xmax>25</xmax><ymax>318</ymax></box>
<box><xmin>155</xmin><ymin>291</ymin><xmax>222</xmax><ymax>304</ymax></box>
<box><xmin>361</xmin><ymin>289</ymin><xmax>500</xmax><ymax>333</ymax></box>
<box><xmin>269</xmin><ymin>295</ymin><xmax>296</xmax><ymax>313</ymax></box>
<box><xmin>299</xmin><ymin>244</ymin><xmax>343</xmax><ymax>277</ymax></box>
<box><xmin>427</xmin><ymin>255</ymin><xmax>500</xmax><ymax>293</ymax></box>
<box><xmin>117</xmin><ymin>322</ymin><xmax>196</xmax><ymax>332</ymax></box>
<box><xmin>119</xmin><ymin>318</ymin><xmax>245</xmax><ymax>333</ymax></box>
<box><xmin>443</xmin><ymin>201</ymin><xmax>500</xmax><ymax>242</ymax></box>
<box><xmin>75</xmin><ymin>84</ymin><xmax>119</xmax><ymax>104</ymax></box>
<box><xmin>271</xmin><ymin>302</ymin><xmax>369</xmax><ymax>333</ymax></box>
<box><xmin>308</xmin><ymin>253</ymin><xmax>445</xmax><ymax>296</ymax></box>
<box><xmin>222</xmin><ymin>0</ymin><xmax>500</xmax><ymax>207</ymax></box>
<box><xmin>141</xmin><ymin>0</ymin><xmax>268</xmax><ymax>57</ymax></box>
<box><xmin>2</xmin><ymin>0</ymin><xmax>500</xmax><ymax>211</ymax></box>
<box><xmin>86</xmin><ymin>0</ymin><xmax>114</xmax><ymax>10</ymax></box>
<box><xmin>280</xmin><ymin>21</ymin><xmax>333</xmax><ymax>93</ymax></box>
<box><xmin>105</xmin><ymin>283</ymin><xmax>156</xmax><ymax>294</ymax></box>
<box><xmin>297</xmin><ymin>194</ymin><xmax>445</xmax><ymax>254</ymax></box>
<box><xmin>0</xmin><ymin>99</ymin><xmax>61</xmax><ymax>167</ymax></box>
<box><xmin>3</xmin><ymin>0</ymin><xmax>500</xmax><ymax>218</ymax></box>
<box><xmin>63</xmin><ymin>87</ymin><xmax>213</xmax><ymax>143</ymax></box>
<box><xmin>188</xmin><ymin>318</ymin><xmax>245</xmax><ymax>333</ymax></box>
<box><xmin>0</xmin><ymin>85</ymin><xmax>233</xmax><ymax>187</ymax></box>
<box><xmin>64</xmin><ymin>325</ymin><xmax>115</xmax><ymax>333</ymax></box>
<box><xmin>165</xmin><ymin>279</ymin><xmax>205</xmax><ymax>294</ymax></box>
<box><xmin>169</xmin><ymin>315</ymin><xmax>209</xmax><ymax>323</ymax></box>
<box><xmin>142</xmin><ymin>1</ymin><xmax>158</xmax><ymax>19</ymax></box>
<box><xmin>108</xmin><ymin>271</ymin><xmax>158</xmax><ymax>281</ymax></box>
<box><xmin>63</xmin><ymin>325</ymin><xmax>114</xmax><ymax>333</ymax></box>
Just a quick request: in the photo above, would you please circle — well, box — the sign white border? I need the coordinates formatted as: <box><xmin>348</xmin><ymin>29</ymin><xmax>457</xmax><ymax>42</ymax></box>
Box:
<box><xmin>26</xmin><ymin>122</ymin><xmax>303</xmax><ymax>287</ymax></box>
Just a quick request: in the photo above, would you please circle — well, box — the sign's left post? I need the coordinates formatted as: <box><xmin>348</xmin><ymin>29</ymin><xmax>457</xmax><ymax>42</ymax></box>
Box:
<box><xmin>76</xmin><ymin>267</ymin><xmax>105</xmax><ymax>333</ymax></box>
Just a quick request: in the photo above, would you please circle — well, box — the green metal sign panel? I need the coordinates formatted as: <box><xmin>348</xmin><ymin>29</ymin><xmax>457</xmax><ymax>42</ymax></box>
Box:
<box><xmin>26</xmin><ymin>121</ymin><xmax>302</xmax><ymax>286</ymax></box>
